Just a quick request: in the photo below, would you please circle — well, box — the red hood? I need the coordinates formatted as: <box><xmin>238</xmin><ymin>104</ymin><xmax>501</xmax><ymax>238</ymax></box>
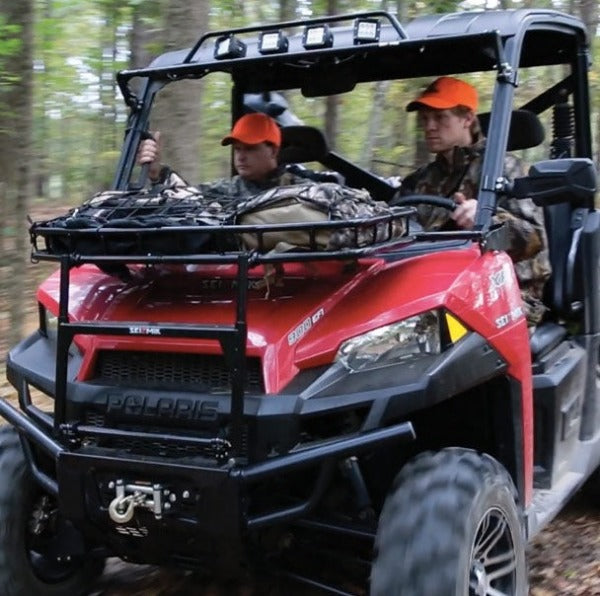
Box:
<box><xmin>37</xmin><ymin>247</ymin><xmax>520</xmax><ymax>393</ymax></box>
<box><xmin>38</xmin><ymin>261</ymin><xmax>384</xmax><ymax>392</ymax></box>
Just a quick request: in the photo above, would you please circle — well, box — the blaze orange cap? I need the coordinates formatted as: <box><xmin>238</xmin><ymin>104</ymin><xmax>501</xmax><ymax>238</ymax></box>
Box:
<box><xmin>221</xmin><ymin>113</ymin><xmax>282</xmax><ymax>147</ymax></box>
<box><xmin>406</xmin><ymin>77</ymin><xmax>478</xmax><ymax>112</ymax></box>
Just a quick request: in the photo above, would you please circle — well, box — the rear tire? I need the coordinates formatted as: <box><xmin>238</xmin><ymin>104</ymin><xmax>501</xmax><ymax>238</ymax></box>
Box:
<box><xmin>0</xmin><ymin>426</ymin><xmax>105</xmax><ymax>595</ymax></box>
<box><xmin>371</xmin><ymin>448</ymin><xmax>527</xmax><ymax>596</ymax></box>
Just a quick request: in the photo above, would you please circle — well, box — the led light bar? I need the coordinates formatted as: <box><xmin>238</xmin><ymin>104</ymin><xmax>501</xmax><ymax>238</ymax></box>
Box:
<box><xmin>259</xmin><ymin>30</ymin><xmax>289</xmax><ymax>54</ymax></box>
<box><xmin>353</xmin><ymin>18</ymin><xmax>380</xmax><ymax>44</ymax></box>
<box><xmin>302</xmin><ymin>25</ymin><xmax>333</xmax><ymax>49</ymax></box>
<box><xmin>214</xmin><ymin>35</ymin><xmax>246</xmax><ymax>60</ymax></box>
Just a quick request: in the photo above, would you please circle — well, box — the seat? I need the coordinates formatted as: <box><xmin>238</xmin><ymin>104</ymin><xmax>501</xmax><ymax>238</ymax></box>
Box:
<box><xmin>478</xmin><ymin>109</ymin><xmax>545</xmax><ymax>151</ymax></box>
<box><xmin>279</xmin><ymin>125</ymin><xmax>397</xmax><ymax>199</ymax></box>
<box><xmin>279</xmin><ymin>125</ymin><xmax>344</xmax><ymax>183</ymax></box>
<box><xmin>279</xmin><ymin>125</ymin><xmax>329</xmax><ymax>164</ymax></box>
<box><xmin>542</xmin><ymin>204</ymin><xmax>585</xmax><ymax>317</ymax></box>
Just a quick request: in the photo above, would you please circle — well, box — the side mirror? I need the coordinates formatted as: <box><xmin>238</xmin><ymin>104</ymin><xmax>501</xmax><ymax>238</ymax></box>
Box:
<box><xmin>510</xmin><ymin>158</ymin><xmax>597</xmax><ymax>207</ymax></box>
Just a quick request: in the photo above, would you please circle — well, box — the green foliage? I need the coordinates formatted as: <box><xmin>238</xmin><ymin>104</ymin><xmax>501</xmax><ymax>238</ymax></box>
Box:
<box><xmin>0</xmin><ymin>17</ymin><xmax>21</xmax><ymax>56</ymax></box>
<box><xmin>15</xmin><ymin>0</ymin><xmax>600</xmax><ymax>204</ymax></box>
<box><xmin>0</xmin><ymin>16</ymin><xmax>23</xmax><ymax>92</ymax></box>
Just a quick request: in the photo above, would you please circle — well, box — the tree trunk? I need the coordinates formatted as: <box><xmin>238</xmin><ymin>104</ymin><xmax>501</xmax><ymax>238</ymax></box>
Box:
<box><xmin>35</xmin><ymin>0</ymin><xmax>53</xmax><ymax>199</ymax></box>
<box><xmin>150</xmin><ymin>1</ymin><xmax>209</xmax><ymax>182</ymax></box>
<box><xmin>0</xmin><ymin>0</ymin><xmax>34</xmax><ymax>350</ymax></box>
<box><xmin>577</xmin><ymin>0</ymin><xmax>598</xmax><ymax>50</ymax></box>
<box><xmin>279</xmin><ymin>0</ymin><xmax>296</xmax><ymax>21</ymax></box>
<box><xmin>130</xmin><ymin>1</ymin><xmax>161</xmax><ymax>70</ymax></box>
<box><xmin>574</xmin><ymin>0</ymin><xmax>598</xmax><ymax>169</ymax></box>
<box><xmin>360</xmin><ymin>81</ymin><xmax>390</xmax><ymax>169</ymax></box>
<box><xmin>595</xmin><ymin>111</ymin><xmax>600</xmax><ymax>177</ymax></box>
<box><xmin>396</xmin><ymin>0</ymin><xmax>407</xmax><ymax>21</ymax></box>
<box><xmin>359</xmin><ymin>0</ymin><xmax>391</xmax><ymax>169</ymax></box>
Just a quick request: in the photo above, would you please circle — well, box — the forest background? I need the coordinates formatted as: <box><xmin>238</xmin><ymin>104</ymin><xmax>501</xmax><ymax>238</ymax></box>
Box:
<box><xmin>0</xmin><ymin>0</ymin><xmax>598</xmax><ymax>356</ymax></box>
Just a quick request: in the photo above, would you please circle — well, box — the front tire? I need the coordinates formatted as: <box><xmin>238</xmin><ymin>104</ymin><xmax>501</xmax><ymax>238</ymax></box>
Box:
<box><xmin>371</xmin><ymin>448</ymin><xmax>527</xmax><ymax>596</ymax></box>
<box><xmin>0</xmin><ymin>426</ymin><xmax>105</xmax><ymax>595</ymax></box>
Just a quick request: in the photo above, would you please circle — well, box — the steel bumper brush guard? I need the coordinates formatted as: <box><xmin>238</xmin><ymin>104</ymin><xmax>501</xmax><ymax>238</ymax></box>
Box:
<box><xmin>4</xmin><ymin>214</ymin><xmax>421</xmax><ymax>573</ymax></box>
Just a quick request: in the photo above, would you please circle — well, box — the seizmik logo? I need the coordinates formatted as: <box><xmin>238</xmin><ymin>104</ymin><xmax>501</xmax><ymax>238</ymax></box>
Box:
<box><xmin>128</xmin><ymin>326</ymin><xmax>162</xmax><ymax>336</ymax></box>
<box><xmin>288</xmin><ymin>308</ymin><xmax>325</xmax><ymax>346</ymax></box>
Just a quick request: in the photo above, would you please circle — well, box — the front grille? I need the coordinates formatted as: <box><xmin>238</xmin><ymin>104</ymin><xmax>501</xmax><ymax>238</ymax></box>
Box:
<box><xmin>93</xmin><ymin>350</ymin><xmax>264</xmax><ymax>393</ymax></box>
<box><xmin>105</xmin><ymin>436</ymin><xmax>215</xmax><ymax>458</ymax></box>
<box><xmin>83</xmin><ymin>410</ymin><xmax>249</xmax><ymax>460</ymax></box>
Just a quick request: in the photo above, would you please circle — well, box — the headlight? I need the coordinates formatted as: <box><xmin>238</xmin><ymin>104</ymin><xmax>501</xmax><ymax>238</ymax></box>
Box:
<box><xmin>335</xmin><ymin>311</ymin><xmax>442</xmax><ymax>372</ymax></box>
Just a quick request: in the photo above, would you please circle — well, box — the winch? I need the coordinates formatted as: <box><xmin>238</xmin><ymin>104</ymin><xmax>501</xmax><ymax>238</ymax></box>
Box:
<box><xmin>108</xmin><ymin>479</ymin><xmax>176</xmax><ymax>523</ymax></box>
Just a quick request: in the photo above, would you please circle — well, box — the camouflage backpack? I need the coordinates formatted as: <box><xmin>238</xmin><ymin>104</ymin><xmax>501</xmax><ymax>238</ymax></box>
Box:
<box><xmin>30</xmin><ymin>183</ymin><xmax>237</xmax><ymax>256</ymax></box>
<box><xmin>31</xmin><ymin>181</ymin><xmax>406</xmax><ymax>258</ymax></box>
<box><xmin>235</xmin><ymin>182</ymin><xmax>406</xmax><ymax>253</ymax></box>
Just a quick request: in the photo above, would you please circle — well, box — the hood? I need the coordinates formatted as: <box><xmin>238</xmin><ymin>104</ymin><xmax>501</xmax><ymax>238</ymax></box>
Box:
<box><xmin>37</xmin><ymin>250</ymin><xmax>488</xmax><ymax>393</ymax></box>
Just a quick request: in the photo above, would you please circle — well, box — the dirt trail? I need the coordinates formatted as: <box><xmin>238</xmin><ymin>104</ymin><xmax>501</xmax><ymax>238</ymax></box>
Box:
<box><xmin>84</xmin><ymin>486</ymin><xmax>600</xmax><ymax>595</ymax></box>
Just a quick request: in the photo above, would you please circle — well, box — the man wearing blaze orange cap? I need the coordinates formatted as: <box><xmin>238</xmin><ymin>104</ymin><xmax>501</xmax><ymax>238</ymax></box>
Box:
<box><xmin>400</xmin><ymin>76</ymin><xmax>551</xmax><ymax>327</ymax></box>
<box><xmin>137</xmin><ymin>112</ymin><xmax>308</xmax><ymax>197</ymax></box>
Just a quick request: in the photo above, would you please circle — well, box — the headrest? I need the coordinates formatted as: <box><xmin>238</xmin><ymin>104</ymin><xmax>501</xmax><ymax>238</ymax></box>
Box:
<box><xmin>479</xmin><ymin>109</ymin><xmax>545</xmax><ymax>151</ymax></box>
<box><xmin>279</xmin><ymin>126</ymin><xmax>329</xmax><ymax>164</ymax></box>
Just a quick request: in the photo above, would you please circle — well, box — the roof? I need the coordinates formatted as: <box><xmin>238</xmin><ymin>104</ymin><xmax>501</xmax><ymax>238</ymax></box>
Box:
<box><xmin>110</xmin><ymin>7</ymin><xmax>593</xmax><ymax>214</ymax></box>
<box><xmin>117</xmin><ymin>8</ymin><xmax>587</xmax><ymax>105</ymax></box>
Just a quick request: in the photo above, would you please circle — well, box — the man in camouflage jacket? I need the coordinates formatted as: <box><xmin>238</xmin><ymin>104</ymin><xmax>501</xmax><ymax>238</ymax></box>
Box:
<box><xmin>137</xmin><ymin>112</ymin><xmax>311</xmax><ymax>200</ymax></box>
<box><xmin>401</xmin><ymin>76</ymin><xmax>551</xmax><ymax>326</ymax></box>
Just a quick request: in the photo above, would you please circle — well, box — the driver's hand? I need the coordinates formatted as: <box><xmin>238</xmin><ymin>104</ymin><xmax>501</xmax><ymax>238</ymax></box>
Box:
<box><xmin>451</xmin><ymin>192</ymin><xmax>477</xmax><ymax>229</ymax></box>
<box><xmin>136</xmin><ymin>131</ymin><xmax>162</xmax><ymax>181</ymax></box>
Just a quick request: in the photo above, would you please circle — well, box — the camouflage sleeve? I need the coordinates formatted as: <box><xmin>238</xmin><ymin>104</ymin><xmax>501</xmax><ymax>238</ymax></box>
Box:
<box><xmin>154</xmin><ymin>165</ymin><xmax>189</xmax><ymax>187</ymax></box>
<box><xmin>415</xmin><ymin>204</ymin><xmax>453</xmax><ymax>230</ymax></box>
<box><xmin>197</xmin><ymin>177</ymin><xmax>237</xmax><ymax>196</ymax></box>
<box><xmin>399</xmin><ymin>168</ymin><xmax>423</xmax><ymax>196</ymax></box>
<box><xmin>494</xmin><ymin>154</ymin><xmax>546</xmax><ymax>263</ymax></box>
<box><xmin>278</xmin><ymin>171</ymin><xmax>319</xmax><ymax>186</ymax></box>
<box><xmin>493</xmin><ymin>200</ymin><xmax>544</xmax><ymax>262</ymax></box>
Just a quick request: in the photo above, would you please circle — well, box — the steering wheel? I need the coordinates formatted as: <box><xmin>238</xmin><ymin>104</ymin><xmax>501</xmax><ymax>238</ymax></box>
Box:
<box><xmin>390</xmin><ymin>194</ymin><xmax>456</xmax><ymax>211</ymax></box>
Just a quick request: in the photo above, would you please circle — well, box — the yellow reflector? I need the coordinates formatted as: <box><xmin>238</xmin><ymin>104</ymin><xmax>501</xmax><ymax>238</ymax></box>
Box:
<box><xmin>445</xmin><ymin>313</ymin><xmax>468</xmax><ymax>343</ymax></box>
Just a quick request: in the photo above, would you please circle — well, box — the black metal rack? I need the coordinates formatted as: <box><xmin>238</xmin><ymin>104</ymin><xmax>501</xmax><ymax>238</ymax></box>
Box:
<box><xmin>30</xmin><ymin>207</ymin><xmax>411</xmax><ymax>259</ymax></box>
<box><xmin>28</xmin><ymin>211</ymin><xmax>413</xmax><ymax>458</ymax></box>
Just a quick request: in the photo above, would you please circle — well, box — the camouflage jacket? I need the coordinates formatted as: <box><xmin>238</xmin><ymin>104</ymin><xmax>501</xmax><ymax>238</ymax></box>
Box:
<box><xmin>401</xmin><ymin>138</ymin><xmax>552</xmax><ymax>325</ymax></box>
<box><xmin>157</xmin><ymin>165</ymin><xmax>311</xmax><ymax>200</ymax></box>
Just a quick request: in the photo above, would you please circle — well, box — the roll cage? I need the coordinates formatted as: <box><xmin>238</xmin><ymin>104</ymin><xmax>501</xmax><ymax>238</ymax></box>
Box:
<box><xmin>112</xmin><ymin>8</ymin><xmax>592</xmax><ymax>243</ymax></box>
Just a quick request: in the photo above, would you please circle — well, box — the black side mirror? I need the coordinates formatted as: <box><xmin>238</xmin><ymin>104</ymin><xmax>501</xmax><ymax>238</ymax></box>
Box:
<box><xmin>510</xmin><ymin>158</ymin><xmax>597</xmax><ymax>207</ymax></box>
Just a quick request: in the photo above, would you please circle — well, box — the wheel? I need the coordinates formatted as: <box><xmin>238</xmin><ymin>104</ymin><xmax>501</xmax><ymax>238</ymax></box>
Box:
<box><xmin>371</xmin><ymin>448</ymin><xmax>527</xmax><ymax>596</ymax></box>
<box><xmin>390</xmin><ymin>194</ymin><xmax>456</xmax><ymax>210</ymax></box>
<box><xmin>0</xmin><ymin>426</ymin><xmax>105</xmax><ymax>595</ymax></box>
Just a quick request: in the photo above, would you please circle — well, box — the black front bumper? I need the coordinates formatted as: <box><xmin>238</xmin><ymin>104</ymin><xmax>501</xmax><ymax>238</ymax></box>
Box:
<box><xmin>0</xmin><ymin>396</ymin><xmax>414</xmax><ymax>567</ymax></box>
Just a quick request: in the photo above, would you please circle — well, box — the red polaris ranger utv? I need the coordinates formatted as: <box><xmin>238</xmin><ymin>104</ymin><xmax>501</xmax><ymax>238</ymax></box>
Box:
<box><xmin>1</xmin><ymin>8</ymin><xmax>598</xmax><ymax>596</ymax></box>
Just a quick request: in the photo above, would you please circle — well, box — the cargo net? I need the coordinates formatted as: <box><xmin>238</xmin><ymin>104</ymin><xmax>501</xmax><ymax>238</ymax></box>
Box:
<box><xmin>30</xmin><ymin>182</ymin><xmax>411</xmax><ymax>259</ymax></box>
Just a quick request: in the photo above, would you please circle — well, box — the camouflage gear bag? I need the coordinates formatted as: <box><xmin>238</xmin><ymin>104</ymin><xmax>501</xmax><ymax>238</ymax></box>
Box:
<box><xmin>31</xmin><ymin>181</ymin><xmax>407</xmax><ymax>258</ymax></box>
<box><xmin>235</xmin><ymin>182</ymin><xmax>406</xmax><ymax>252</ymax></box>
<box><xmin>30</xmin><ymin>183</ymin><xmax>237</xmax><ymax>256</ymax></box>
